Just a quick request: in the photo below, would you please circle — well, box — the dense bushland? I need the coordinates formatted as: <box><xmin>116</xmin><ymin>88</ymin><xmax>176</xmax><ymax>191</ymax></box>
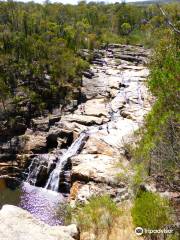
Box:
<box><xmin>129</xmin><ymin>21</ymin><xmax>179</xmax><ymax>240</ymax></box>
<box><xmin>133</xmin><ymin>31</ymin><xmax>180</xmax><ymax>190</ymax></box>
<box><xmin>0</xmin><ymin>1</ymin><xmax>179</xmax><ymax>119</ymax></box>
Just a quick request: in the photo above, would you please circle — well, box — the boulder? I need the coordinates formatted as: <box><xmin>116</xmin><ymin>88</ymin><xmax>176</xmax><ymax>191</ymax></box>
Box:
<box><xmin>75</xmin><ymin>99</ymin><xmax>109</xmax><ymax>118</ymax></box>
<box><xmin>0</xmin><ymin>205</ymin><xmax>79</xmax><ymax>240</ymax></box>
<box><xmin>82</xmin><ymin>136</ymin><xmax>116</xmax><ymax>156</ymax></box>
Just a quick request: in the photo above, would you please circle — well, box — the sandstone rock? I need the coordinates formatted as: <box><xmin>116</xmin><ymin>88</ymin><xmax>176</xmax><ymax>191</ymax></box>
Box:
<box><xmin>54</xmin><ymin>121</ymin><xmax>87</xmax><ymax>135</ymax></box>
<box><xmin>80</xmin><ymin>232</ymin><xmax>96</xmax><ymax>240</ymax></box>
<box><xmin>16</xmin><ymin>154</ymin><xmax>35</xmax><ymax>168</ymax></box>
<box><xmin>61</xmin><ymin>114</ymin><xmax>108</xmax><ymax>126</ymax></box>
<box><xmin>0</xmin><ymin>205</ymin><xmax>79</xmax><ymax>240</ymax></box>
<box><xmin>82</xmin><ymin>136</ymin><xmax>116</xmax><ymax>156</ymax></box>
<box><xmin>31</xmin><ymin>118</ymin><xmax>49</xmax><ymax>132</ymax></box>
<box><xmin>71</xmin><ymin>154</ymin><xmax>120</xmax><ymax>185</ymax></box>
<box><xmin>21</xmin><ymin>134</ymin><xmax>47</xmax><ymax>153</ymax></box>
<box><xmin>98</xmin><ymin>118</ymin><xmax>139</xmax><ymax>148</ymax></box>
<box><xmin>49</xmin><ymin>115</ymin><xmax>61</xmax><ymax>126</ymax></box>
<box><xmin>69</xmin><ymin>181</ymin><xmax>128</xmax><ymax>205</ymax></box>
<box><xmin>75</xmin><ymin>99</ymin><xmax>109</xmax><ymax>118</ymax></box>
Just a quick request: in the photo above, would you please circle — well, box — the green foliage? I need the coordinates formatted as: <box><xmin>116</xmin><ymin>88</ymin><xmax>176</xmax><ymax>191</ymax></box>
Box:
<box><xmin>66</xmin><ymin>195</ymin><xmax>121</xmax><ymax>240</ymax></box>
<box><xmin>115</xmin><ymin>161</ymin><xmax>129</xmax><ymax>184</ymax></box>
<box><xmin>0</xmin><ymin>77</ymin><xmax>10</xmax><ymax>110</ymax></box>
<box><xmin>149</xmin><ymin>32</ymin><xmax>180</xmax><ymax>102</ymax></box>
<box><xmin>133</xmin><ymin>31</ymin><xmax>180</xmax><ymax>185</ymax></box>
<box><xmin>0</xmin><ymin>2</ymin><xmax>93</xmax><ymax>115</ymax></box>
<box><xmin>131</xmin><ymin>192</ymin><xmax>172</xmax><ymax>231</ymax></box>
<box><xmin>121</xmin><ymin>22</ymin><xmax>131</xmax><ymax>35</ymax></box>
<box><xmin>131</xmin><ymin>163</ymin><xmax>148</xmax><ymax>195</ymax></box>
<box><xmin>167</xmin><ymin>234</ymin><xmax>180</xmax><ymax>240</ymax></box>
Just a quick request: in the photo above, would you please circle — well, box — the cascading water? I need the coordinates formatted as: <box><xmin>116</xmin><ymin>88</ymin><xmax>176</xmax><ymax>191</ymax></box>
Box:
<box><xmin>45</xmin><ymin>132</ymin><xmax>88</xmax><ymax>192</ymax></box>
<box><xmin>25</xmin><ymin>154</ymin><xmax>58</xmax><ymax>187</ymax></box>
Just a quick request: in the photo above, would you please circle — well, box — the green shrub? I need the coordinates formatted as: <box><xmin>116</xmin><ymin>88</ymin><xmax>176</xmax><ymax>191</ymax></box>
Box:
<box><xmin>121</xmin><ymin>22</ymin><xmax>131</xmax><ymax>35</ymax></box>
<box><xmin>131</xmin><ymin>163</ymin><xmax>148</xmax><ymax>195</ymax></box>
<box><xmin>131</xmin><ymin>192</ymin><xmax>172</xmax><ymax>232</ymax></box>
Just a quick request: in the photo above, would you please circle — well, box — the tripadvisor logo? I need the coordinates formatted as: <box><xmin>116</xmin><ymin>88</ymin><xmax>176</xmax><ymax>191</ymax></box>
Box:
<box><xmin>135</xmin><ymin>227</ymin><xmax>174</xmax><ymax>236</ymax></box>
<box><xmin>135</xmin><ymin>227</ymin><xmax>143</xmax><ymax>236</ymax></box>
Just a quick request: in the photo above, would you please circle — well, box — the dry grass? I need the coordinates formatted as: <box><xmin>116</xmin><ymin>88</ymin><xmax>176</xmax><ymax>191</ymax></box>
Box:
<box><xmin>80</xmin><ymin>200</ymin><xmax>144</xmax><ymax>240</ymax></box>
<box><xmin>109</xmin><ymin>201</ymin><xmax>144</xmax><ymax>240</ymax></box>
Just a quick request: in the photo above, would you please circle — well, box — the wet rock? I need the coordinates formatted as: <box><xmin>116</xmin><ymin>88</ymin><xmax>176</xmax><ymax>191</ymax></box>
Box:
<box><xmin>47</xmin><ymin>125</ymin><xmax>74</xmax><ymax>149</ymax></box>
<box><xmin>25</xmin><ymin>154</ymin><xmax>58</xmax><ymax>187</ymax></box>
<box><xmin>16</xmin><ymin>154</ymin><xmax>35</xmax><ymax>169</ymax></box>
<box><xmin>0</xmin><ymin>205</ymin><xmax>79</xmax><ymax>240</ymax></box>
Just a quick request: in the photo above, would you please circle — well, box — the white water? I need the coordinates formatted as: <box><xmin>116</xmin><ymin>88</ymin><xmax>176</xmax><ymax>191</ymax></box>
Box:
<box><xmin>45</xmin><ymin>132</ymin><xmax>88</xmax><ymax>191</ymax></box>
<box><xmin>25</xmin><ymin>154</ymin><xmax>56</xmax><ymax>186</ymax></box>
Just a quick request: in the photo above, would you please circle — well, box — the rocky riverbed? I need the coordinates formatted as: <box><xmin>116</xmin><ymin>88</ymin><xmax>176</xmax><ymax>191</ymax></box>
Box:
<box><xmin>0</xmin><ymin>44</ymin><xmax>153</xmax><ymax>239</ymax></box>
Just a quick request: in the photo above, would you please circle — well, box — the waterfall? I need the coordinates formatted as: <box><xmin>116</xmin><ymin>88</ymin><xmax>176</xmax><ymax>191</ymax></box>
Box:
<box><xmin>26</xmin><ymin>157</ymin><xmax>40</xmax><ymax>185</ymax></box>
<box><xmin>25</xmin><ymin>154</ymin><xmax>57</xmax><ymax>187</ymax></box>
<box><xmin>45</xmin><ymin>131</ymin><xmax>88</xmax><ymax>192</ymax></box>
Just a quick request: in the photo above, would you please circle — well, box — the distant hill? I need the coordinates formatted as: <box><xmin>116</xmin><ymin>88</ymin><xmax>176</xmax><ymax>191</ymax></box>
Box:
<box><xmin>129</xmin><ymin>0</ymin><xmax>180</xmax><ymax>5</ymax></box>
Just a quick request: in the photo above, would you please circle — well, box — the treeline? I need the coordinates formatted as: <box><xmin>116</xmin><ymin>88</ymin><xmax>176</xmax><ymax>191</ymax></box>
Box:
<box><xmin>0</xmin><ymin>0</ymin><xmax>179</xmax><ymax>137</ymax></box>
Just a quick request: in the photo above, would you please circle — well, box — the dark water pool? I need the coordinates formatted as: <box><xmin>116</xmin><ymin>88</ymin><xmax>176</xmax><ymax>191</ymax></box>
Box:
<box><xmin>0</xmin><ymin>178</ymin><xmax>67</xmax><ymax>226</ymax></box>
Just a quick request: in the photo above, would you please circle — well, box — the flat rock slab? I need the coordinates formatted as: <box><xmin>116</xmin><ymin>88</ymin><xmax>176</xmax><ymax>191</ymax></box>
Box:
<box><xmin>61</xmin><ymin>114</ymin><xmax>108</xmax><ymax>126</ymax></box>
<box><xmin>82</xmin><ymin>135</ymin><xmax>117</xmax><ymax>156</ymax></box>
<box><xmin>75</xmin><ymin>98</ymin><xmax>110</xmax><ymax>118</ymax></box>
<box><xmin>0</xmin><ymin>205</ymin><xmax>79</xmax><ymax>240</ymax></box>
<box><xmin>71</xmin><ymin>154</ymin><xmax>120</xmax><ymax>185</ymax></box>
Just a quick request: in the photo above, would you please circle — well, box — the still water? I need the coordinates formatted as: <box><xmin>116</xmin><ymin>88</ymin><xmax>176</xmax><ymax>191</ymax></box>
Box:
<box><xmin>0</xmin><ymin>178</ymin><xmax>67</xmax><ymax>226</ymax></box>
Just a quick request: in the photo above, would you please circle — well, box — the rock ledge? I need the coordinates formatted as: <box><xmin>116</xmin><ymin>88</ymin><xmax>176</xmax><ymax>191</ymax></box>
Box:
<box><xmin>0</xmin><ymin>205</ymin><xmax>79</xmax><ymax>240</ymax></box>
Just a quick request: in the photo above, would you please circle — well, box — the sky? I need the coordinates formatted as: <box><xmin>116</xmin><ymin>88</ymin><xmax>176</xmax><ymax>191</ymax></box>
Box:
<box><xmin>13</xmin><ymin>0</ymin><xmax>151</xmax><ymax>4</ymax></box>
